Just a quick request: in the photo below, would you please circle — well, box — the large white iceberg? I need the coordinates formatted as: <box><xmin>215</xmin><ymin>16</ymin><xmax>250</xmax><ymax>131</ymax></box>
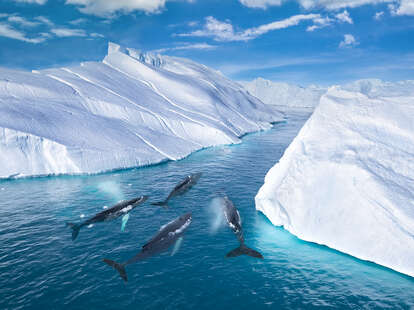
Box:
<box><xmin>255</xmin><ymin>83</ymin><xmax>414</xmax><ymax>277</ymax></box>
<box><xmin>0</xmin><ymin>43</ymin><xmax>283</xmax><ymax>178</ymax></box>
<box><xmin>240</xmin><ymin>77</ymin><xmax>326</xmax><ymax>110</ymax></box>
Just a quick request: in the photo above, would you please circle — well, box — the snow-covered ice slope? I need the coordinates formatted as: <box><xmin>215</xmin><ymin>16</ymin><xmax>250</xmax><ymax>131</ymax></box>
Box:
<box><xmin>255</xmin><ymin>85</ymin><xmax>414</xmax><ymax>277</ymax></box>
<box><xmin>240</xmin><ymin>77</ymin><xmax>326</xmax><ymax>110</ymax></box>
<box><xmin>0</xmin><ymin>43</ymin><xmax>283</xmax><ymax>178</ymax></box>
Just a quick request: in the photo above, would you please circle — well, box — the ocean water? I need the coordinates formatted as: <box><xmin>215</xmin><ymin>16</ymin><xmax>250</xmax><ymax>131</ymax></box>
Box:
<box><xmin>0</xmin><ymin>111</ymin><xmax>413</xmax><ymax>310</ymax></box>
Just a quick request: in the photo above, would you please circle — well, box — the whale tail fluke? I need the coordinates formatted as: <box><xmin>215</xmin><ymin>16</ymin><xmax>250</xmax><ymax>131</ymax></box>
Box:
<box><xmin>103</xmin><ymin>259</ymin><xmax>127</xmax><ymax>283</ymax></box>
<box><xmin>66</xmin><ymin>223</ymin><xmax>81</xmax><ymax>241</ymax></box>
<box><xmin>226</xmin><ymin>244</ymin><xmax>263</xmax><ymax>259</ymax></box>
<box><xmin>151</xmin><ymin>201</ymin><xmax>169</xmax><ymax>209</ymax></box>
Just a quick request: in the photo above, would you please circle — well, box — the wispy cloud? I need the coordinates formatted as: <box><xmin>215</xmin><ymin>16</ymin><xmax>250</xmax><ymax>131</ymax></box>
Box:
<box><xmin>0</xmin><ymin>23</ymin><xmax>47</xmax><ymax>43</ymax></box>
<box><xmin>35</xmin><ymin>16</ymin><xmax>54</xmax><ymax>26</ymax></box>
<box><xmin>7</xmin><ymin>15</ymin><xmax>41</xmax><ymax>27</ymax></box>
<box><xmin>239</xmin><ymin>0</ymin><xmax>283</xmax><ymax>9</ymax></box>
<box><xmin>69</xmin><ymin>18</ymin><xmax>88</xmax><ymax>25</ymax></box>
<box><xmin>153</xmin><ymin>42</ymin><xmax>217</xmax><ymax>53</ymax></box>
<box><xmin>374</xmin><ymin>11</ymin><xmax>385</xmax><ymax>19</ymax></box>
<box><xmin>65</xmin><ymin>0</ymin><xmax>194</xmax><ymax>17</ymax></box>
<box><xmin>335</xmin><ymin>10</ymin><xmax>353</xmax><ymax>24</ymax></box>
<box><xmin>306</xmin><ymin>10</ymin><xmax>353</xmax><ymax>31</ymax></box>
<box><xmin>90</xmin><ymin>32</ymin><xmax>104</xmax><ymax>38</ymax></box>
<box><xmin>306</xmin><ymin>16</ymin><xmax>332</xmax><ymax>31</ymax></box>
<box><xmin>297</xmin><ymin>0</ymin><xmax>394</xmax><ymax>10</ymax></box>
<box><xmin>177</xmin><ymin>14</ymin><xmax>322</xmax><ymax>41</ymax></box>
<box><xmin>389</xmin><ymin>0</ymin><xmax>414</xmax><ymax>15</ymax></box>
<box><xmin>217</xmin><ymin>54</ymin><xmax>338</xmax><ymax>76</ymax></box>
<box><xmin>339</xmin><ymin>34</ymin><xmax>359</xmax><ymax>48</ymax></box>
<box><xmin>239</xmin><ymin>0</ymin><xmax>414</xmax><ymax>16</ymax></box>
<box><xmin>12</xmin><ymin>0</ymin><xmax>47</xmax><ymax>4</ymax></box>
<box><xmin>51</xmin><ymin>27</ymin><xmax>87</xmax><ymax>37</ymax></box>
<box><xmin>0</xmin><ymin>12</ymin><xmax>102</xmax><ymax>43</ymax></box>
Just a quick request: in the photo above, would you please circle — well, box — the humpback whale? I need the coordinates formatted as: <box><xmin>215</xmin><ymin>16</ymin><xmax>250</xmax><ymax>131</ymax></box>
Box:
<box><xmin>222</xmin><ymin>196</ymin><xmax>263</xmax><ymax>259</ymax></box>
<box><xmin>151</xmin><ymin>172</ymin><xmax>202</xmax><ymax>208</ymax></box>
<box><xmin>66</xmin><ymin>196</ymin><xmax>148</xmax><ymax>240</ymax></box>
<box><xmin>103</xmin><ymin>212</ymin><xmax>192</xmax><ymax>282</ymax></box>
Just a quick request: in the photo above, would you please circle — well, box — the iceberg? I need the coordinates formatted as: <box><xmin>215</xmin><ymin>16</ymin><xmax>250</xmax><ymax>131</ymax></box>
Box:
<box><xmin>255</xmin><ymin>84</ymin><xmax>414</xmax><ymax>277</ymax></box>
<box><xmin>0</xmin><ymin>43</ymin><xmax>283</xmax><ymax>178</ymax></box>
<box><xmin>240</xmin><ymin>77</ymin><xmax>326</xmax><ymax>111</ymax></box>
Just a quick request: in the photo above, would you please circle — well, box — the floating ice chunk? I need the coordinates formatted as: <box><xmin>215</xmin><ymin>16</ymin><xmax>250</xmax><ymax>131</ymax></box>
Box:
<box><xmin>240</xmin><ymin>77</ymin><xmax>326</xmax><ymax>110</ymax></box>
<box><xmin>256</xmin><ymin>86</ymin><xmax>414</xmax><ymax>277</ymax></box>
<box><xmin>0</xmin><ymin>43</ymin><xmax>283</xmax><ymax>178</ymax></box>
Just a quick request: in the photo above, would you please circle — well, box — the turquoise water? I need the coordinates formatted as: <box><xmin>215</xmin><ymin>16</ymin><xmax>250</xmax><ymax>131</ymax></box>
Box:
<box><xmin>0</xmin><ymin>112</ymin><xmax>413</xmax><ymax>310</ymax></box>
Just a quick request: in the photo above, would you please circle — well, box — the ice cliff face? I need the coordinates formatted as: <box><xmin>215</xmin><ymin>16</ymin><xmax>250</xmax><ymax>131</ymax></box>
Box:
<box><xmin>240</xmin><ymin>77</ymin><xmax>326</xmax><ymax>110</ymax></box>
<box><xmin>0</xmin><ymin>42</ymin><xmax>283</xmax><ymax>178</ymax></box>
<box><xmin>255</xmin><ymin>83</ymin><xmax>414</xmax><ymax>277</ymax></box>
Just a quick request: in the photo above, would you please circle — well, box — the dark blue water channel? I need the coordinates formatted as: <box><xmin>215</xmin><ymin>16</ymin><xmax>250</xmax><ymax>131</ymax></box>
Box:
<box><xmin>0</xmin><ymin>111</ymin><xmax>413</xmax><ymax>310</ymax></box>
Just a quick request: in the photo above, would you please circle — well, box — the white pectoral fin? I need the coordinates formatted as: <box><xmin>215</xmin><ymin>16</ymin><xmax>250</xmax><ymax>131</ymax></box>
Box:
<box><xmin>171</xmin><ymin>237</ymin><xmax>183</xmax><ymax>256</ymax></box>
<box><xmin>121</xmin><ymin>213</ymin><xmax>130</xmax><ymax>232</ymax></box>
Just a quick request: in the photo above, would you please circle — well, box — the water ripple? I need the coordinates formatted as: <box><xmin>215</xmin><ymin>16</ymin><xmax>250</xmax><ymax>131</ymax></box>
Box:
<box><xmin>0</xmin><ymin>111</ymin><xmax>413</xmax><ymax>309</ymax></box>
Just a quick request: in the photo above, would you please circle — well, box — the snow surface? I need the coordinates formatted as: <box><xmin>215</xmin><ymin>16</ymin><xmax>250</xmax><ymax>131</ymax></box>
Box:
<box><xmin>0</xmin><ymin>42</ymin><xmax>283</xmax><ymax>178</ymax></box>
<box><xmin>240</xmin><ymin>77</ymin><xmax>326</xmax><ymax>111</ymax></box>
<box><xmin>255</xmin><ymin>84</ymin><xmax>414</xmax><ymax>277</ymax></box>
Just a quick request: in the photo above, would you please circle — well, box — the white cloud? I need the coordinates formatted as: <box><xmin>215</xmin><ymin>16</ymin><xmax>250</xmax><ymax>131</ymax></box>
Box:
<box><xmin>391</xmin><ymin>0</ymin><xmax>414</xmax><ymax>15</ymax></box>
<box><xmin>374</xmin><ymin>10</ymin><xmax>385</xmax><ymax>18</ymax></box>
<box><xmin>178</xmin><ymin>17</ymin><xmax>241</xmax><ymax>41</ymax></box>
<box><xmin>188</xmin><ymin>21</ymin><xmax>198</xmax><ymax>27</ymax></box>
<box><xmin>239</xmin><ymin>0</ymin><xmax>414</xmax><ymax>17</ymax></box>
<box><xmin>178</xmin><ymin>14</ymin><xmax>321</xmax><ymax>41</ymax></box>
<box><xmin>13</xmin><ymin>0</ymin><xmax>47</xmax><ymax>4</ymax></box>
<box><xmin>297</xmin><ymin>0</ymin><xmax>414</xmax><ymax>17</ymax></box>
<box><xmin>153</xmin><ymin>42</ymin><xmax>217</xmax><ymax>53</ymax></box>
<box><xmin>0</xmin><ymin>23</ymin><xmax>46</xmax><ymax>43</ymax></box>
<box><xmin>239</xmin><ymin>0</ymin><xmax>283</xmax><ymax>9</ymax></box>
<box><xmin>239</xmin><ymin>0</ymin><xmax>397</xmax><ymax>10</ymax></box>
<box><xmin>238</xmin><ymin>0</ymin><xmax>414</xmax><ymax>17</ymax></box>
<box><xmin>339</xmin><ymin>33</ymin><xmax>359</xmax><ymax>47</ymax></box>
<box><xmin>297</xmin><ymin>0</ymin><xmax>394</xmax><ymax>10</ymax></box>
<box><xmin>335</xmin><ymin>10</ymin><xmax>353</xmax><ymax>23</ymax></box>
<box><xmin>7</xmin><ymin>16</ymin><xmax>41</xmax><ymax>27</ymax></box>
<box><xmin>90</xmin><ymin>32</ymin><xmax>104</xmax><ymax>37</ymax></box>
<box><xmin>306</xmin><ymin>16</ymin><xmax>332</xmax><ymax>31</ymax></box>
<box><xmin>65</xmin><ymin>0</ymin><xmax>193</xmax><ymax>16</ymax></box>
<box><xmin>51</xmin><ymin>27</ymin><xmax>87</xmax><ymax>37</ymax></box>
<box><xmin>35</xmin><ymin>16</ymin><xmax>54</xmax><ymax>26</ymax></box>
<box><xmin>69</xmin><ymin>18</ymin><xmax>88</xmax><ymax>25</ymax></box>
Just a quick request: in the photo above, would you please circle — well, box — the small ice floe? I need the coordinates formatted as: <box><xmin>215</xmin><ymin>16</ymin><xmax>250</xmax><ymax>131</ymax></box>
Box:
<box><xmin>128</xmin><ymin>184</ymin><xmax>132</xmax><ymax>187</ymax></box>
<box><xmin>87</xmin><ymin>224</ymin><xmax>94</xmax><ymax>228</ymax></box>
<box><xmin>103</xmin><ymin>205</ymin><xmax>108</xmax><ymax>209</ymax></box>
<box><xmin>80</xmin><ymin>214</ymin><xmax>85</xmax><ymax>218</ymax></box>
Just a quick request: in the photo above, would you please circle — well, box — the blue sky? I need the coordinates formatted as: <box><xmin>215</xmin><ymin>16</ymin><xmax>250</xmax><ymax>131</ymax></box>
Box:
<box><xmin>0</xmin><ymin>0</ymin><xmax>413</xmax><ymax>85</ymax></box>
